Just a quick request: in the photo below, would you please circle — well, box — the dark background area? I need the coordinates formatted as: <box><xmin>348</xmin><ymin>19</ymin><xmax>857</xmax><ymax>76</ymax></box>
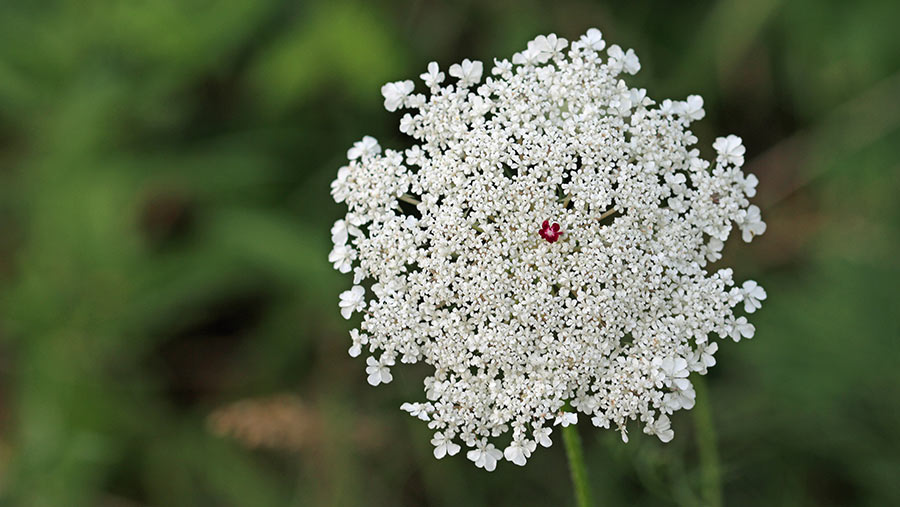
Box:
<box><xmin>0</xmin><ymin>0</ymin><xmax>898</xmax><ymax>505</ymax></box>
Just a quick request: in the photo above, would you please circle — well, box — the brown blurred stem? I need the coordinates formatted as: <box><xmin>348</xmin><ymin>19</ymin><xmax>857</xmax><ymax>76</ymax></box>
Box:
<box><xmin>399</xmin><ymin>194</ymin><xmax>421</xmax><ymax>205</ymax></box>
<box><xmin>597</xmin><ymin>207</ymin><xmax>618</xmax><ymax>221</ymax></box>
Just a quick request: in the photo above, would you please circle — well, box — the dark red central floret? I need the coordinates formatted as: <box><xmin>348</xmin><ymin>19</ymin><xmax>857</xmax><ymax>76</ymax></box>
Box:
<box><xmin>539</xmin><ymin>220</ymin><xmax>562</xmax><ymax>243</ymax></box>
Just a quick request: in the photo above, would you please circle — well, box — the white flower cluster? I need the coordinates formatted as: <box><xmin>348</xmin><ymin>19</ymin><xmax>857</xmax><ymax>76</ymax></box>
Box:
<box><xmin>329</xmin><ymin>28</ymin><xmax>767</xmax><ymax>470</ymax></box>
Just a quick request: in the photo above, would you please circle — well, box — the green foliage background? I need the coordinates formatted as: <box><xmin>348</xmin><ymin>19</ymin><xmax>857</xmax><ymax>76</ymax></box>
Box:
<box><xmin>0</xmin><ymin>0</ymin><xmax>898</xmax><ymax>505</ymax></box>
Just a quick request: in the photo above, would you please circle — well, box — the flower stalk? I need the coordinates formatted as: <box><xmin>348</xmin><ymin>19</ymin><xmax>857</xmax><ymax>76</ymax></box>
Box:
<box><xmin>693</xmin><ymin>376</ymin><xmax>723</xmax><ymax>507</ymax></box>
<box><xmin>562</xmin><ymin>421</ymin><xmax>594</xmax><ymax>507</ymax></box>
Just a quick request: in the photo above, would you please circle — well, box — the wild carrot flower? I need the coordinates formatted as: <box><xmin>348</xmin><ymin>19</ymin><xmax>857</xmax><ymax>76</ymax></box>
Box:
<box><xmin>329</xmin><ymin>28</ymin><xmax>766</xmax><ymax>469</ymax></box>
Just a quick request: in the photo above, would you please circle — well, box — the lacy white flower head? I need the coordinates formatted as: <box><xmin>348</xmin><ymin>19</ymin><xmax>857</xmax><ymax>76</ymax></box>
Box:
<box><xmin>329</xmin><ymin>28</ymin><xmax>766</xmax><ymax>470</ymax></box>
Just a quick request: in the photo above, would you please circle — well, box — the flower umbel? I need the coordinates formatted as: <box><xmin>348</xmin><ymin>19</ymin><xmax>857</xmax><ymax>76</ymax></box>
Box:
<box><xmin>330</xmin><ymin>29</ymin><xmax>766</xmax><ymax>470</ymax></box>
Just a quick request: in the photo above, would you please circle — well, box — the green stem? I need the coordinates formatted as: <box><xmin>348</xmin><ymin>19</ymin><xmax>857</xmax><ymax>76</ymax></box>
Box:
<box><xmin>693</xmin><ymin>377</ymin><xmax>723</xmax><ymax>507</ymax></box>
<box><xmin>562</xmin><ymin>422</ymin><xmax>594</xmax><ymax>507</ymax></box>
